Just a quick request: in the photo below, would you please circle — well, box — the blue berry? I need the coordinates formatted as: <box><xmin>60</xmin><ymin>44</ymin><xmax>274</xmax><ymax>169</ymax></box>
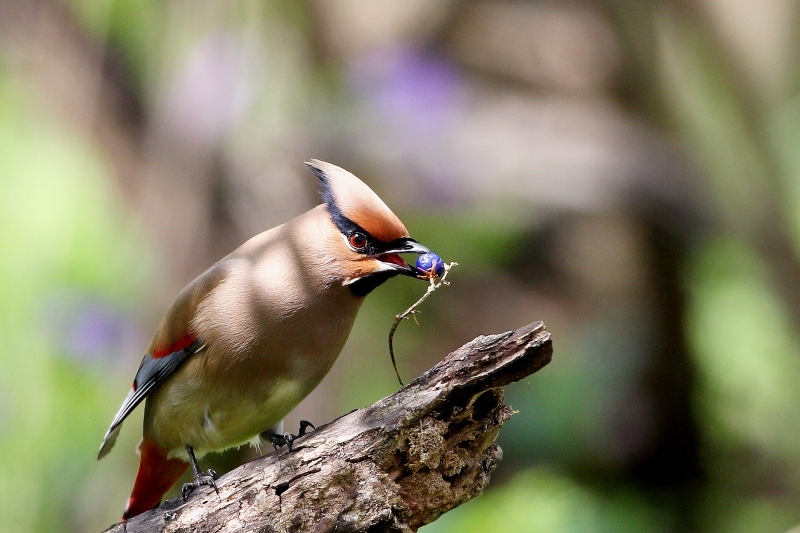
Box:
<box><xmin>416</xmin><ymin>252</ymin><xmax>445</xmax><ymax>278</ymax></box>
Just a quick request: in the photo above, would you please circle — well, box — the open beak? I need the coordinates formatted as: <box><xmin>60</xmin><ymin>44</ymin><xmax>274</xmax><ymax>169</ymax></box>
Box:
<box><xmin>375</xmin><ymin>239</ymin><xmax>432</xmax><ymax>278</ymax></box>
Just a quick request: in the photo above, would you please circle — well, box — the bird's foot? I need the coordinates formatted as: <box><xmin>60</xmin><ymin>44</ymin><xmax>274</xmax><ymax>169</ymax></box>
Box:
<box><xmin>264</xmin><ymin>420</ymin><xmax>316</xmax><ymax>452</ymax></box>
<box><xmin>181</xmin><ymin>469</ymin><xmax>219</xmax><ymax>500</ymax></box>
<box><xmin>181</xmin><ymin>444</ymin><xmax>219</xmax><ymax>500</ymax></box>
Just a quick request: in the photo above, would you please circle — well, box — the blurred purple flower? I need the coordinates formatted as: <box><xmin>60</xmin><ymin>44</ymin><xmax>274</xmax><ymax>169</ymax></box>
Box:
<box><xmin>163</xmin><ymin>32</ymin><xmax>258</xmax><ymax>146</ymax></box>
<box><xmin>42</xmin><ymin>290</ymin><xmax>144</xmax><ymax>367</ymax></box>
<box><xmin>348</xmin><ymin>47</ymin><xmax>464</xmax><ymax>135</ymax></box>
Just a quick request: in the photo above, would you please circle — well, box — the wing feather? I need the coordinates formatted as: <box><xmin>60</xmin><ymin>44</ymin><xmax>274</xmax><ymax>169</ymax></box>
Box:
<box><xmin>98</xmin><ymin>340</ymin><xmax>202</xmax><ymax>459</ymax></box>
<box><xmin>97</xmin><ymin>260</ymin><xmax>232</xmax><ymax>459</ymax></box>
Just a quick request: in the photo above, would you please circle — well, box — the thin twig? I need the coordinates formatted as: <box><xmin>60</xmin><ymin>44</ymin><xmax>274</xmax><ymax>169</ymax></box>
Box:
<box><xmin>388</xmin><ymin>262</ymin><xmax>458</xmax><ymax>387</ymax></box>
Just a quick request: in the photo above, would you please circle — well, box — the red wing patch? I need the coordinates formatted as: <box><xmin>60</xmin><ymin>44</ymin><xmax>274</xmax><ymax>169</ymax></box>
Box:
<box><xmin>152</xmin><ymin>332</ymin><xmax>197</xmax><ymax>358</ymax></box>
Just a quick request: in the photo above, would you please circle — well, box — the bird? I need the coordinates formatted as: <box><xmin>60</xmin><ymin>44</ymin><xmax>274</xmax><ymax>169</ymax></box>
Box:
<box><xmin>98</xmin><ymin>160</ymin><xmax>434</xmax><ymax>520</ymax></box>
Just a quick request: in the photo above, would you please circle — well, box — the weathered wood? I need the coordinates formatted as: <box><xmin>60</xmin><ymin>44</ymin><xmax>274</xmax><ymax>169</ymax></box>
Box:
<box><xmin>105</xmin><ymin>321</ymin><xmax>552</xmax><ymax>533</ymax></box>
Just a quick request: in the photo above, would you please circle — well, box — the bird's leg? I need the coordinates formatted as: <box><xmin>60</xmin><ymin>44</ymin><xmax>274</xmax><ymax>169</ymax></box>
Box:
<box><xmin>297</xmin><ymin>420</ymin><xmax>315</xmax><ymax>437</ymax></box>
<box><xmin>181</xmin><ymin>445</ymin><xmax>219</xmax><ymax>500</ymax></box>
<box><xmin>262</xmin><ymin>420</ymin><xmax>316</xmax><ymax>452</ymax></box>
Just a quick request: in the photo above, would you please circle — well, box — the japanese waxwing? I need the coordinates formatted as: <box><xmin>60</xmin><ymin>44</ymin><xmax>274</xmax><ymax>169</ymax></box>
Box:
<box><xmin>98</xmin><ymin>160</ymin><xmax>433</xmax><ymax>520</ymax></box>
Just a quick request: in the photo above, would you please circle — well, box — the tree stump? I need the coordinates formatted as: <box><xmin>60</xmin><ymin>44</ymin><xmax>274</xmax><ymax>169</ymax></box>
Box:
<box><xmin>105</xmin><ymin>321</ymin><xmax>552</xmax><ymax>532</ymax></box>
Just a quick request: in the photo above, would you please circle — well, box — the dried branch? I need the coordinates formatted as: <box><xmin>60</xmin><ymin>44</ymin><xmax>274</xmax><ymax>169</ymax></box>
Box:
<box><xmin>105</xmin><ymin>321</ymin><xmax>553</xmax><ymax>533</ymax></box>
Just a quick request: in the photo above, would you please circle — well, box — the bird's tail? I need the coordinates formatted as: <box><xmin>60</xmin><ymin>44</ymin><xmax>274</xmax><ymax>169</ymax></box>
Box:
<box><xmin>122</xmin><ymin>437</ymin><xmax>188</xmax><ymax>520</ymax></box>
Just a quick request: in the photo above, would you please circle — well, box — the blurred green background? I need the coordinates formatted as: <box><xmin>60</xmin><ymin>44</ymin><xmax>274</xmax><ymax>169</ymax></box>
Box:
<box><xmin>1</xmin><ymin>0</ymin><xmax>800</xmax><ymax>531</ymax></box>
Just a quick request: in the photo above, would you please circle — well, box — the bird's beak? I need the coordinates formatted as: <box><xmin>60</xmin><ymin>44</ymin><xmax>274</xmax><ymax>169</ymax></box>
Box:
<box><xmin>375</xmin><ymin>239</ymin><xmax>432</xmax><ymax>278</ymax></box>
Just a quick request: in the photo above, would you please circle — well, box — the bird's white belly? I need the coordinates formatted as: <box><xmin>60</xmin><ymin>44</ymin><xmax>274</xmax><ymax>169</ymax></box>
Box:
<box><xmin>197</xmin><ymin>378</ymin><xmax>305</xmax><ymax>453</ymax></box>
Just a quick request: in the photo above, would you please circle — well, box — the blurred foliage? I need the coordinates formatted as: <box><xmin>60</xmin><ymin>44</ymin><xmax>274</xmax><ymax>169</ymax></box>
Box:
<box><xmin>0</xmin><ymin>75</ymin><xmax>155</xmax><ymax>529</ymax></box>
<box><xmin>425</xmin><ymin>468</ymin><xmax>668</xmax><ymax>533</ymax></box>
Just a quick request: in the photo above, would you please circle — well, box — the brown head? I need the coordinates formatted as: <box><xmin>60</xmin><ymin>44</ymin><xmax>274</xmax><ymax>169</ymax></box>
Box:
<box><xmin>306</xmin><ymin>159</ymin><xmax>431</xmax><ymax>296</ymax></box>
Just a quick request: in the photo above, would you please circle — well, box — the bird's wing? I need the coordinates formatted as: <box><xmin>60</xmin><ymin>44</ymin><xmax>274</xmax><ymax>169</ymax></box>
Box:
<box><xmin>97</xmin><ymin>261</ymin><xmax>232</xmax><ymax>460</ymax></box>
<box><xmin>97</xmin><ymin>340</ymin><xmax>201</xmax><ymax>459</ymax></box>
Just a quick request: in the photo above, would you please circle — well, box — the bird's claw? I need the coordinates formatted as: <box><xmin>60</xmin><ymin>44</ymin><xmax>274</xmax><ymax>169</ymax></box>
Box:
<box><xmin>267</xmin><ymin>420</ymin><xmax>316</xmax><ymax>452</ymax></box>
<box><xmin>181</xmin><ymin>469</ymin><xmax>219</xmax><ymax>500</ymax></box>
<box><xmin>298</xmin><ymin>420</ymin><xmax>315</xmax><ymax>436</ymax></box>
<box><xmin>270</xmin><ymin>432</ymin><xmax>294</xmax><ymax>451</ymax></box>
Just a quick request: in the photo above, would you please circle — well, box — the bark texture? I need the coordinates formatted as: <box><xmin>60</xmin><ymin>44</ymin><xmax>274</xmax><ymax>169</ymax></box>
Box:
<box><xmin>105</xmin><ymin>321</ymin><xmax>552</xmax><ymax>533</ymax></box>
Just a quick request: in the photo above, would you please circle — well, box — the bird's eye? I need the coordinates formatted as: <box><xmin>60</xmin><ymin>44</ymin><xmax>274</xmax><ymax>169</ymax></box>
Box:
<box><xmin>349</xmin><ymin>232</ymin><xmax>368</xmax><ymax>249</ymax></box>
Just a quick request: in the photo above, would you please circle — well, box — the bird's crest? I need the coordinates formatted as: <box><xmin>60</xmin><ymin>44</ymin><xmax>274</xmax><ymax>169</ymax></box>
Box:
<box><xmin>306</xmin><ymin>160</ymin><xmax>408</xmax><ymax>243</ymax></box>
